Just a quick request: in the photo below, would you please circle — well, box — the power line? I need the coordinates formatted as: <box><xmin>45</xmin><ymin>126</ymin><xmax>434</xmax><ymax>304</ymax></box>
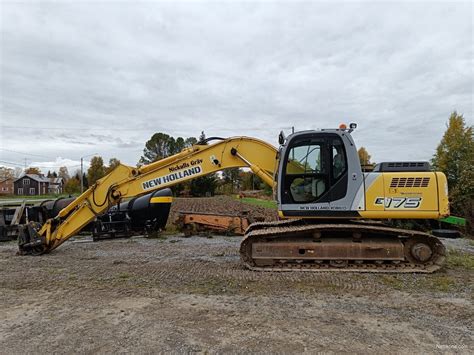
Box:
<box><xmin>1</xmin><ymin>125</ymin><xmax>154</xmax><ymax>131</ymax></box>
<box><xmin>0</xmin><ymin>160</ymin><xmax>81</xmax><ymax>169</ymax></box>
<box><xmin>0</xmin><ymin>160</ymin><xmax>24</xmax><ymax>167</ymax></box>
<box><xmin>0</xmin><ymin>148</ymin><xmax>52</xmax><ymax>159</ymax></box>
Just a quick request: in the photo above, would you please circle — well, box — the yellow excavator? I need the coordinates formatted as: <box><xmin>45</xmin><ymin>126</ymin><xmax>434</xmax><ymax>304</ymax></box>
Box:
<box><xmin>19</xmin><ymin>123</ymin><xmax>449</xmax><ymax>272</ymax></box>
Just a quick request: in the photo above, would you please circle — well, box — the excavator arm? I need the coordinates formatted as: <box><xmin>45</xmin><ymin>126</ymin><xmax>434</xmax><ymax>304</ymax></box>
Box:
<box><xmin>18</xmin><ymin>137</ymin><xmax>278</xmax><ymax>255</ymax></box>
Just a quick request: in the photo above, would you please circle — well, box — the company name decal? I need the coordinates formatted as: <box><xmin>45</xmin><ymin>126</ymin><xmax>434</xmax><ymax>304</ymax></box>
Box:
<box><xmin>375</xmin><ymin>197</ymin><xmax>422</xmax><ymax>209</ymax></box>
<box><xmin>142</xmin><ymin>165</ymin><xmax>202</xmax><ymax>190</ymax></box>
<box><xmin>299</xmin><ymin>205</ymin><xmax>347</xmax><ymax>211</ymax></box>
<box><xmin>168</xmin><ymin>159</ymin><xmax>203</xmax><ymax>172</ymax></box>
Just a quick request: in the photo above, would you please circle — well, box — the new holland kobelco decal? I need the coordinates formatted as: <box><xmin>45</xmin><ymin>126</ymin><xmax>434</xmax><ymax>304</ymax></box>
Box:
<box><xmin>375</xmin><ymin>197</ymin><xmax>422</xmax><ymax>208</ymax></box>
<box><xmin>142</xmin><ymin>159</ymin><xmax>203</xmax><ymax>191</ymax></box>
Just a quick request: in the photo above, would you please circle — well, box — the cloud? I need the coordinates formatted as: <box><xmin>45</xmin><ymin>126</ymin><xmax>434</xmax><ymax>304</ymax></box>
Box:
<box><xmin>0</xmin><ymin>1</ymin><xmax>472</xmax><ymax>169</ymax></box>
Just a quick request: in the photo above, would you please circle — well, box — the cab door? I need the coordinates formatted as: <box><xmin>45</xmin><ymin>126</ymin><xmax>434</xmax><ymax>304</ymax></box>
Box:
<box><xmin>279</xmin><ymin>132</ymin><xmax>362</xmax><ymax>218</ymax></box>
<box><xmin>281</xmin><ymin>136</ymin><xmax>330</xmax><ymax>211</ymax></box>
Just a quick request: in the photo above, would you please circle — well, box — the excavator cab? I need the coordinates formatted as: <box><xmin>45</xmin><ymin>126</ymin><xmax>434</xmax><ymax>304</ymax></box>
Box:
<box><xmin>277</xmin><ymin>127</ymin><xmax>363</xmax><ymax>218</ymax></box>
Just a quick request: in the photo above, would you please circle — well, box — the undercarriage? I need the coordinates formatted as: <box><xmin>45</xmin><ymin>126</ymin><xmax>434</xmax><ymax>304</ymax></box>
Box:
<box><xmin>240</xmin><ymin>220</ymin><xmax>446</xmax><ymax>273</ymax></box>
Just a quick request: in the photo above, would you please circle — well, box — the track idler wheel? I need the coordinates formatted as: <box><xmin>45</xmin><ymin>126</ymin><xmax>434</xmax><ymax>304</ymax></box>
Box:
<box><xmin>404</xmin><ymin>236</ymin><xmax>443</xmax><ymax>265</ymax></box>
<box><xmin>411</xmin><ymin>243</ymin><xmax>432</xmax><ymax>262</ymax></box>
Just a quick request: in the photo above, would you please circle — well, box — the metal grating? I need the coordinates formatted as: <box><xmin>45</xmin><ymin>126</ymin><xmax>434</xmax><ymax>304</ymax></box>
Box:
<box><xmin>390</xmin><ymin>177</ymin><xmax>430</xmax><ymax>188</ymax></box>
<box><xmin>373</xmin><ymin>161</ymin><xmax>431</xmax><ymax>172</ymax></box>
<box><xmin>387</xmin><ymin>162</ymin><xmax>426</xmax><ymax>168</ymax></box>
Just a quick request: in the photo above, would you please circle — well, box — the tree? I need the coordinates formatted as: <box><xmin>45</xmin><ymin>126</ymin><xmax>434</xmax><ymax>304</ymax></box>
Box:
<box><xmin>47</xmin><ymin>170</ymin><xmax>52</xmax><ymax>178</ymax></box>
<box><xmin>25</xmin><ymin>167</ymin><xmax>41</xmax><ymax>175</ymax></box>
<box><xmin>222</xmin><ymin>167</ymin><xmax>242</xmax><ymax>193</ymax></box>
<box><xmin>106</xmin><ymin>158</ymin><xmax>121</xmax><ymax>174</ymax></box>
<box><xmin>432</xmin><ymin>112</ymin><xmax>473</xmax><ymax>191</ymax></box>
<box><xmin>73</xmin><ymin>169</ymin><xmax>81</xmax><ymax>180</ymax></box>
<box><xmin>175</xmin><ymin>137</ymin><xmax>186</xmax><ymax>152</ymax></box>
<box><xmin>58</xmin><ymin>166</ymin><xmax>70</xmax><ymax>182</ymax></box>
<box><xmin>139</xmin><ymin>133</ymin><xmax>173</xmax><ymax>164</ymax></box>
<box><xmin>432</xmin><ymin>111</ymin><xmax>474</xmax><ymax>229</ymax></box>
<box><xmin>240</xmin><ymin>170</ymin><xmax>264</xmax><ymax>190</ymax></box>
<box><xmin>87</xmin><ymin>156</ymin><xmax>106</xmax><ymax>186</ymax></box>
<box><xmin>82</xmin><ymin>173</ymin><xmax>88</xmax><ymax>189</ymax></box>
<box><xmin>139</xmin><ymin>132</ymin><xmax>202</xmax><ymax>165</ymax></box>
<box><xmin>52</xmin><ymin>171</ymin><xmax>58</xmax><ymax>178</ymax></box>
<box><xmin>198</xmin><ymin>131</ymin><xmax>206</xmax><ymax>144</ymax></box>
<box><xmin>451</xmin><ymin>166</ymin><xmax>474</xmax><ymax>231</ymax></box>
<box><xmin>0</xmin><ymin>167</ymin><xmax>14</xmax><ymax>180</ymax></box>
<box><xmin>190</xmin><ymin>174</ymin><xmax>218</xmax><ymax>196</ymax></box>
<box><xmin>358</xmin><ymin>147</ymin><xmax>372</xmax><ymax>166</ymax></box>
<box><xmin>64</xmin><ymin>177</ymin><xmax>81</xmax><ymax>194</ymax></box>
<box><xmin>184</xmin><ymin>137</ymin><xmax>198</xmax><ymax>148</ymax></box>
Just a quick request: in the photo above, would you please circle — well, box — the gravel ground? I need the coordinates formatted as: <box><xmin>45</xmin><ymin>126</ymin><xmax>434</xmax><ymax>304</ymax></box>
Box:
<box><xmin>0</xmin><ymin>234</ymin><xmax>473</xmax><ymax>354</ymax></box>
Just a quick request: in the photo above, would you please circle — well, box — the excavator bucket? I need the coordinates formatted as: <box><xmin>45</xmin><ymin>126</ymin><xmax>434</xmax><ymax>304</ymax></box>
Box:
<box><xmin>18</xmin><ymin>221</ymin><xmax>46</xmax><ymax>255</ymax></box>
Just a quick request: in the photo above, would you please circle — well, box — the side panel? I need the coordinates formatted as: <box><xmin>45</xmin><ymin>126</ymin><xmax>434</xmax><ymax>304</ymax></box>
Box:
<box><xmin>362</xmin><ymin>173</ymin><xmax>385</xmax><ymax>212</ymax></box>
<box><xmin>359</xmin><ymin>171</ymin><xmax>447</xmax><ymax>219</ymax></box>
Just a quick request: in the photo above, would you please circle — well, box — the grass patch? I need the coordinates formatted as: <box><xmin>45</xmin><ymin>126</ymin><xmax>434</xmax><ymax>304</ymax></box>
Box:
<box><xmin>187</xmin><ymin>279</ymin><xmax>237</xmax><ymax>295</ymax></box>
<box><xmin>419</xmin><ymin>275</ymin><xmax>457</xmax><ymax>292</ymax></box>
<box><xmin>379</xmin><ymin>275</ymin><xmax>405</xmax><ymax>290</ymax></box>
<box><xmin>379</xmin><ymin>274</ymin><xmax>458</xmax><ymax>293</ymax></box>
<box><xmin>146</xmin><ymin>231</ymin><xmax>168</xmax><ymax>240</ymax></box>
<box><xmin>160</xmin><ymin>224</ymin><xmax>180</xmax><ymax>236</ymax></box>
<box><xmin>447</xmin><ymin>250</ymin><xmax>474</xmax><ymax>270</ymax></box>
<box><xmin>237</xmin><ymin>197</ymin><xmax>277</xmax><ymax>209</ymax></box>
<box><xmin>117</xmin><ymin>272</ymin><xmax>131</xmax><ymax>280</ymax></box>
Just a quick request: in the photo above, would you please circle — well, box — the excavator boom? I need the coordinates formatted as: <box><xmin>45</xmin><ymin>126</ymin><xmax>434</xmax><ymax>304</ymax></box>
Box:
<box><xmin>18</xmin><ymin>137</ymin><xmax>278</xmax><ymax>255</ymax></box>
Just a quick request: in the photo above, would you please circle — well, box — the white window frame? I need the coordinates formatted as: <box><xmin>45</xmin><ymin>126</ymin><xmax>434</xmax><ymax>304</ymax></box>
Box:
<box><xmin>18</xmin><ymin>188</ymin><xmax>23</xmax><ymax>195</ymax></box>
<box><xmin>23</xmin><ymin>178</ymin><xmax>30</xmax><ymax>185</ymax></box>
<box><xmin>29</xmin><ymin>187</ymin><xmax>35</xmax><ymax>195</ymax></box>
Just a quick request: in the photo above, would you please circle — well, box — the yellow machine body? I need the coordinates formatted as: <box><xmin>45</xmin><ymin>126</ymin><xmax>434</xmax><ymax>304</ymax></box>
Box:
<box><xmin>361</xmin><ymin>172</ymin><xmax>449</xmax><ymax>219</ymax></box>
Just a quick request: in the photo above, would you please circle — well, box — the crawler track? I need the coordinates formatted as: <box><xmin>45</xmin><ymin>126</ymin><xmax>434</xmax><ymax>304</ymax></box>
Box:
<box><xmin>240</xmin><ymin>220</ymin><xmax>446</xmax><ymax>273</ymax></box>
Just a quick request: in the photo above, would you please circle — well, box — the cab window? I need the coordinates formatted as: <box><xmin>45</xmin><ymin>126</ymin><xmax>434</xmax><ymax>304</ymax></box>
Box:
<box><xmin>286</xmin><ymin>144</ymin><xmax>324</xmax><ymax>174</ymax></box>
<box><xmin>285</xmin><ymin>142</ymin><xmax>327</xmax><ymax>202</ymax></box>
<box><xmin>283</xmin><ymin>135</ymin><xmax>348</xmax><ymax>204</ymax></box>
<box><xmin>332</xmin><ymin>139</ymin><xmax>346</xmax><ymax>180</ymax></box>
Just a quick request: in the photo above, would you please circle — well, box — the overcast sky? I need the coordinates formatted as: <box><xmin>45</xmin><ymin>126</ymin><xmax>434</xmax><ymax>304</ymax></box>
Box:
<box><xmin>1</xmin><ymin>0</ymin><xmax>472</xmax><ymax>174</ymax></box>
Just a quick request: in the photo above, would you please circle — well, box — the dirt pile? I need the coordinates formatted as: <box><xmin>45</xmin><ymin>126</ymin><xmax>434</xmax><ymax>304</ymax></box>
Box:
<box><xmin>168</xmin><ymin>196</ymin><xmax>278</xmax><ymax>228</ymax></box>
